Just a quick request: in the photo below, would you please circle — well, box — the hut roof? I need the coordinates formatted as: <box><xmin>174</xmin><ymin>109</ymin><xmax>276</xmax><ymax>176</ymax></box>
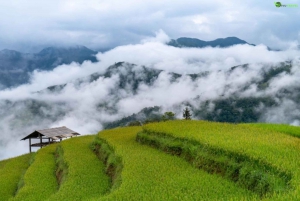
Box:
<box><xmin>21</xmin><ymin>126</ymin><xmax>80</xmax><ymax>141</ymax></box>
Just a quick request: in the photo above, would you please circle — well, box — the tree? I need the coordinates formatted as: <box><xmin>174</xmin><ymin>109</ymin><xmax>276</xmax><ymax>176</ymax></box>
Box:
<box><xmin>127</xmin><ymin>121</ymin><xmax>142</xmax><ymax>126</ymax></box>
<box><xmin>183</xmin><ymin>107</ymin><xmax>192</xmax><ymax>120</ymax></box>
<box><xmin>162</xmin><ymin>111</ymin><xmax>175</xmax><ymax>121</ymax></box>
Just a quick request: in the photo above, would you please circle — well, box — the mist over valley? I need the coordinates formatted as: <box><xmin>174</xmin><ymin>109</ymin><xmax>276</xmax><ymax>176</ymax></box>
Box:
<box><xmin>1</xmin><ymin>33</ymin><xmax>300</xmax><ymax>159</ymax></box>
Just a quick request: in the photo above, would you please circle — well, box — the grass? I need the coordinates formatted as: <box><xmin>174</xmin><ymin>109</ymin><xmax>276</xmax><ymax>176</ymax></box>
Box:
<box><xmin>4</xmin><ymin>120</ymin><xmax>300</xmax><ymax>200</ymax></box>
<box><xmin>54</xmin><ymin>145</ymin><xmax>68</xmax><ymax>187</ymax></box>
<box><xmin>93</xmin><ymin>126</ymin><xmax>257</xmax><ymax>201</ymax></box>
<box><xmin>245</xmin><ymin>123</ymin><xmax>300</xmax><ymax>138</ymax></box>
<box><xmin>142</xmin><ymin>120</ymin><xmax>300</xmax><ymax>200</ymax></box>
<box><xmin>46</xmin><ymin>135</ymin><xmax>110</xmax><ymax>201</ymax></box>
<box><xmin>91</xmin><ymin>137</ymin><xmax>123</xmax><ymax>192</ymax></box>
<box><xmin>136</xmin><ymin>131</ymin><xmax>291</xmax><ymax>197</ymax></box>
<box><xmin>0</xmin><ymin>153</ymin><xmax>33</xmax><ymax>201</ymax></box>
<box><xmin>0</xmin><ymin>159</ymin><xmax>7</xmax><ymax>169</ymax></box>
<box><xmin>10</xmin><ymin>144</ymin><xmax>58</xmax><ymax>201</ymax></box>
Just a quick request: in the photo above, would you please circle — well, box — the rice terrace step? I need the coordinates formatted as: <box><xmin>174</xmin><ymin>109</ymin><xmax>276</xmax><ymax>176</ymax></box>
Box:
<box><xmin>2</xmin><ymin>120</ymin><xmax>300</xmax><ymax>200</ymax></box>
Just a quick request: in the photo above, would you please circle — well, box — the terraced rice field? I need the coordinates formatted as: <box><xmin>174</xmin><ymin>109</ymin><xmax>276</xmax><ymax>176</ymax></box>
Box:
<box><xmin>2</xmin><ymin>120</ymin><xmax>300</xmax><ymax>200</ymax></box>
<box><xmin>10</xmin><ymin>144</ymin><xmax>58</xmax><ymax>201</ymax></box>
<box><xmin>46</xmin><ymin>135</ymin><xmax>110</xmax><ymax>201</ymax></box>
<box><xmin>0</xmin><ymin>153</ymin><xmax>33</xmax><ymax>201</ymax></box>
<box><xmin>95</xmin><ymin>127</ymin><xmax>257</xmax><ymax>201</ymax></box>
<box><xmin>140</xmin><ymin>120</ymin><xmax>300</xmax><ymax>200</ymax></box>
<box><xmin>245</xmin><ymin>123</ymin><xmax>300</xmax><ymax>138</ymax></box>
<box><xmin>5</xmin><ymin>136</ymin><xmax>109</xmax><ymax>201</ymax></box>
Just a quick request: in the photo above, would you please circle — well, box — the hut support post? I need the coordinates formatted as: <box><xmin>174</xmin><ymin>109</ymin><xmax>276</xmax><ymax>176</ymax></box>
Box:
<box><xmin>29</xmin><ymin>138</ymin><xmax>31</xmax><ymax>153</ymax></box>
<box><xmin>40</xmin><ymin>134</ymin><xmax>42</xmax><ymax>148</ymax></box>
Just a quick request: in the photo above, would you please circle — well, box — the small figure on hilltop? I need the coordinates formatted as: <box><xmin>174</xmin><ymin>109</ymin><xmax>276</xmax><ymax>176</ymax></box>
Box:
<box><xmin>183</xmin><ymin>107</ymin><xmax>192</xmax><ymax>120</ymax></box>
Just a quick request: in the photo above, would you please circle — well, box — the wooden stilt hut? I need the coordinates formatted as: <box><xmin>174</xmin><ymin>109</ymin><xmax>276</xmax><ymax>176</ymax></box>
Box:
<box><xmin>21</xmin><ymin>126</ymin><xmax>80</xmax><ymax>153</ymax></box>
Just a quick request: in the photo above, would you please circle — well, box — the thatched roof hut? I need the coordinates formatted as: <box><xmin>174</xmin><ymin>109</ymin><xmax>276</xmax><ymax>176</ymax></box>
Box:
<box><xmin>21</xmin><ymin>126</ymin><xmax>80</xmax><ymax>152</ymax></box>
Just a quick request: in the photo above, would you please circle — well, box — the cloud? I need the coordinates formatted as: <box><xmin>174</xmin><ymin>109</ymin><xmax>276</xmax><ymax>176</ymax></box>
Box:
<box><xmin>0</xmin><ymin>0</ymin><xmax>299</xmax><ymax>52</ymax></box>
<box><xmin>141</xmin><ymin>30</ymin><xmax>170</xmax><ymax>43</ymax></box>
<box><xmin>1</xmin><ymin>32</ymin><xmax>300</xmax><ymax>160</ymax></box>
<box><xmin>97</xmin><ymin>42</ymin><xmax>300</xmax><ymax>74</ymax></box>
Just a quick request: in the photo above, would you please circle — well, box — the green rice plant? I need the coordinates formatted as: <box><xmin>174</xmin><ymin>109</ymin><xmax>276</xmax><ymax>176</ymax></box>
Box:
<box><xmin>245</xmin><ymin>123</ymin><xmax>300</xmax><ymax>138</ymax></box>
<box><xmin>55</xmin><ymin>145</ymin><xmax>68</xmax><ymax>186</ymax></box>
<box><xmin>10</xmin><ymin>144</ymin><xmax>58</xmax><ymax>201</ymax></box>
<box><xmin>46</xmin><ymin>135</ymin><xmax>110</xmax><ymax>201</ymax></box>
<box><xmin>0</xmin><ymin>153</ymin><xmax>33</xmax><ymax>201</ymax></box>
<box><xmin>0</xmin><ymin>160</ymin><xmax>7</xmax><ymax>169</ymax></box>
<box><xmin>136</xmin><ymin>131</ymin><xmax>291</xmax><ymax>197</ymax></box>
<box><xmin>91</xmin><ymin>137</ymin><xmax>123</xmax><ymax>192</ymax></box>
<box><xmin>92</xmin><ymin>126</ymin><xmax>257</xmax><ymax>201</ymax></box>
<box><xmin>142</xmin><ymin>120</ymin><xmax>300</xmax><ymax>200</ymax></box>
<box><xmin>4</xmin><ymin>120</ymin><xmax>300</xmax><ymax>200</ymax></box>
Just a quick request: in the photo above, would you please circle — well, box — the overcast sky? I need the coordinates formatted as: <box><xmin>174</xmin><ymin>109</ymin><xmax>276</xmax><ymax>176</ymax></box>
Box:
<box><xmin>0</xmin><ymin>0</ymin><xmax>299</xmax><ymax>52</ymax></box>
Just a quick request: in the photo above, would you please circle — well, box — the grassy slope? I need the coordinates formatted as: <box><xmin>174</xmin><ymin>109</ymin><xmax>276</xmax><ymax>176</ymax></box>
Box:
<box><xmin>143</xmin><ymin>120</ymin><xmax>300</xmax><ymax>200</ymax></box>
<box><xmin>0</xmin><ymin>159</ymin><xmax>7</xmax><ymax>169</ymax></box>
<box><xmin>245</xmin><ymin>123</ymin><xmax>300</xmax><ymax>138</ymax></box>
<box><xmin>10</xmin><ymin>144</ymin><xmax>58</xmax><ymax>201</ymax></box>
<box><xmin>47</xmin><ymin>135</ymin><xmax>110</xmax><ymax>201</ymax></box>
<box><xmin>0</xmin><ymin>153</ymin><xmax>33</xmax><ymax>201</ymax></box>
<box><xmin>3</xmin><ymin>121</ymin><xmax>300</xmax><ymax>200</ymax></box>
<box><xmin>95</xmin><ymin>126</ymin><xmax>257</xmax><ymax>201</ymax></box>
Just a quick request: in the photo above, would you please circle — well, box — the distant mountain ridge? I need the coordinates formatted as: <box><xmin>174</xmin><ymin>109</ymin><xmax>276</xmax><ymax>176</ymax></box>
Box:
<box><xmin>38</xmin><ymin>62</ymin><xmax>209</xmax><ymax>94</ymax></box>
<box><xmin>168</xmin><ymin>36</ymin><xmax>255</xmax><ymax>48</ymax></box>
<box><xmin>0</xmin><ymin>60</ymin><xmax>297</xmax><ymax>151</ymax></box>
<box><xmin>35</xmin><ymin>61</ymin><xmax>293</xmax><ymax>128</ymax></box>
<box><xmin>0</xmin><ymin>46</ymin><xmax>97</xmax><ymax>88</ymax></box>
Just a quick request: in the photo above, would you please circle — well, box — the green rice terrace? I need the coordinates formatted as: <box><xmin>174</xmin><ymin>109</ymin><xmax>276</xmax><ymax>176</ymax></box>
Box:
<box><xmin>2</xmin><ymin>120</ymin><xmax>300</xmax><ymax>200</ymax></box>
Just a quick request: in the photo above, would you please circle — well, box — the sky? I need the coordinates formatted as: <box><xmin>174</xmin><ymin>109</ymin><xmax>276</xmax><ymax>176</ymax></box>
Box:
<box><xmin>0</xmin><ymin>0</ymin><xmax>300</xmax><ymax>52</ymax></box>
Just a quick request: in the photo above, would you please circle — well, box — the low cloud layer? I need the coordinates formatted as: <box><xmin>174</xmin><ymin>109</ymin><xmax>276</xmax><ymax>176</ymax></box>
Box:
<box><xmin>1</xmin><ymin>32</ymin><xmax>300</xmax><ymax>160</ymax></box>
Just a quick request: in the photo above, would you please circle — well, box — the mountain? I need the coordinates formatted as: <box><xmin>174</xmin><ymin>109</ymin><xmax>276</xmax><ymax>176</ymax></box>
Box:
<box><xmin>35</xmin><ymin>61</ymin><xmax>295</xmax><ymax>128</ymax></box>
<box><xmin>1</xmin><ymin>59</ymin><xmax>300</xmax><ymax>160</ymax></box>
<box><xmin>35</xmin><ymin>46</ymin><xmax>97</xmax><ymax>70</ymax></box>
<box><xmin>38</xmin><ymin>62</ymin><xmax>208</xmax><ymax>94</ymax></box>
<box><xmin>0</xmin><ymin>46</ymin><xmax>97</xmax><ymax>88</ymax></box>
<box><xmin>103</xmin><ymin>106</ymin><xmax>162</xmax><ymax>129</ymax></box>
<box><xmin>167</xmin><ymin>36</ymin><xmax>255</xmax><ymax>48</ymax></box>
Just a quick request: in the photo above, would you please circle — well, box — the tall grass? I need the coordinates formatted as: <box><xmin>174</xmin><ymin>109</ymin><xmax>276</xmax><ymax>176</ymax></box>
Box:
<box><xmin>136</xmin><ymin>131</ymin><xmax>291</xmax><ymax>197</ymax></box>
<box><xmin>143</xmin><ymin>120</ymin><xmax>300</xmax><ymax>200</ymax></box>
<box><xmin>55</xmin><ymin>145</ymin><xmax>68</xmax><ymax>187</ymax></box>
<box><xmin>4</xmin><ymin>121</ymin><xmax>300</xmax><ymax>200</ymax></box>
<box><xmin>91</xmin><ymin>137</ymin><xmax>123</xmax><ymax>192</ymax></box>
<box><xmin>10</xmin><ymin>145</ymin><xmax>58</xmax><ymax>201</ymax></box>
<box><xmin>46</xmin><ymin>135</ymin><xmax>110</xmax><ymax>201</ymax></box>
<box><xmin>0</xmin><ymin>153</ymin><xmax>33</xmax><ymax>201</ymax></box>
<box><xmin>245</xmin><ymin>123</ymin><xmax>300</xmax><ymax>138</ymax></box>
<box><xmin>93</xmin><ymin>126</ymin><xmax>257</xmax><ymax>201</ymax></box>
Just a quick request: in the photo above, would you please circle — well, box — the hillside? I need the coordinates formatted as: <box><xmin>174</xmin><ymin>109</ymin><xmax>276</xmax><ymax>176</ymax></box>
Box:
<box><xmin>2</xmin><ymin>121</ymin><xmax>300</xmax><ymax>200</ymax></box>
<box><xmin>37</xmin><ymin>61</ymin><xmax>293</xmax><ymax>125</ymax></box>
<box><xmin>0</xmin><ymin>46</ymin><xmax>97</xmax><ymax>88</ymax></box>
<box><xmin>1</xmin><ymin>59</ymin><xmax>298</xmax><ymax>161</ymax></box>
